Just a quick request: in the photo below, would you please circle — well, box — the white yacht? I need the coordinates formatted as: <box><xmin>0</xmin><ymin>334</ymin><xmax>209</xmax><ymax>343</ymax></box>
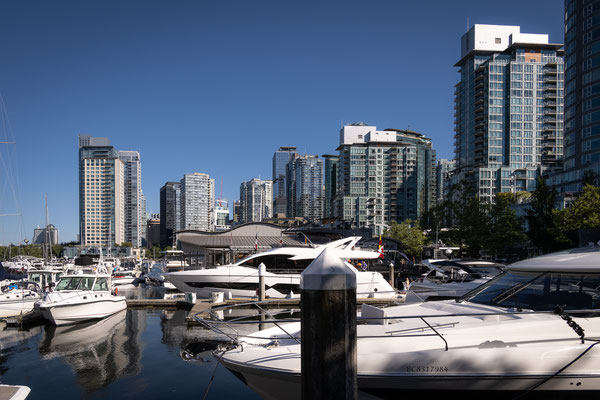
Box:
<box><xmin>164</xmin><ymin>237</ymin><xmax>397</xmax><ymax>299</ymax></box>
<box><xmin>404</xmin><ymin>258</ymin><xmax>505</xmax><ymax>301</ymax></box>
<box><xmin>0</xmin><ymin>281</ymin><xmax>42</xmax><ymax>319</ymax></box>
<box><xmin>217</xmin><ymin>245</ymin><xmax>600</xmax><ymax>399</ymax></box>
<box><xmin>35</xmin><ymin>264</ymin><xmax>126</xmax><ymax>326</ymax></box>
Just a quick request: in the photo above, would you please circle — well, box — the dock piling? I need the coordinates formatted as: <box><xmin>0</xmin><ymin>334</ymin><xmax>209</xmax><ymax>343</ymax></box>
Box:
<box><xmin>258</xmin><ymin>262</ymin><xmax>266</xmax><ymax>301</ymax></box>
<box><xmin>300</xmin><ymin>247</ymin><xmax>357</xmax><ymax>400</ymax></box>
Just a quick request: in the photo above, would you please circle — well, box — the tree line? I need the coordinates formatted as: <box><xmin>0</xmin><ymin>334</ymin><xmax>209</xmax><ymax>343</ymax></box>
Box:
<box><xmin>384</xmin><ymin>174</ymin><xmax>600</xmax><ymax>262</ymax></box>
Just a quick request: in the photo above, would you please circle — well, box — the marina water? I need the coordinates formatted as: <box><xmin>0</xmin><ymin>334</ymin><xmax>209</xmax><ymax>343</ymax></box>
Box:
<box><xmin>0</xmin><ymin>288</ymin><xmax>261</xmax><ymax>400</ymax></box>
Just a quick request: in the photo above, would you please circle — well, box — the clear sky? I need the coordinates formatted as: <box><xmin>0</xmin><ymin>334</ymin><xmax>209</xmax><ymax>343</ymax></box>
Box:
<box><xmin>0</xmin><ymin>0</ymin><xmax>564</xmax><ymax>245</ymax></box>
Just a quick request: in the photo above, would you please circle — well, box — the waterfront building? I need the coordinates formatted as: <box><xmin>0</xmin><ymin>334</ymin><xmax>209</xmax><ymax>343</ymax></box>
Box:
<box><xmin>286</xmin><ymin>154</ymin><xmax>324</xmax><ymax>220</ymax></box>
<box><xmin>239</xmin><ymin>178</ymin><xmax>272</xmax><ymax>223</ymax></box>
<box><xmin>436</xmin><ymin>159</ymin><xmax>456</xmax><ymax>204</ymax></box>
<box><xmin>119</xmin><ymin>151</ymin><xmax>143</xmax><ymax>247</ymax></box>
<box><xmin>160</xmin><ymin>182</ymin><xmax>180</xmax><ymax>248</ymax></box>
<box><xmin>334</xmin><ymin>123</ymin><xmax>436</xmax><ymax>236</ymax></box>
<box><xmin>272</xmin><ymin>146</ymin><xmax>298</xmax><ymax>217</ymax></box>
<box><xmin>453</xmin><ymin>24</ymin><xmax>564</xmax><ymax>202</ymax></box>
<box><xmin>323</xmin><ymin>154</ymin><xmax>339</xmax><ymax>218</ymax></box>
<box><xmin>78</xmin><ymin>135</ymin><xmax>125</xmax><ymax>247</ymax></box>
<box><xmin>213</xmin><ymin>199</ymin><xmax>231</xmax><ymax>231</ymax></box>
<box><xmin>32</xmin><ymin>224</ymin><xmax>59</xmax><ymax>245</ymax></box>
<box><xmin>546</xmin><ymin>1</ymin><xmax>600</xmax><ymax>195</ymax></box>
<box><xmin>180</xmin><ymin>173</ymin><xmax>215</xmax><ymax>232</ymax></box>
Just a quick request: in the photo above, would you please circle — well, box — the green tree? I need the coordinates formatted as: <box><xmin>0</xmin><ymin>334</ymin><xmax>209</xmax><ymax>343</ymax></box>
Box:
<box><xmin>554</xmin><ymin>184</ymin><xmax>600</xmax><ymax>247</ymax></box>
<box><xmin>384</xmin><ymin>220</ymin><xmax>426</xmax><ymax>261</ymax></box>
<box><xmin>527</xmin><ymin>177</ymin><xmax>558</xmax><ymax>253</ymax></box>
<box><xmin>488</xmin><ymin>193</ymin><xmax>526</xmax><ymax>259</ymax></box>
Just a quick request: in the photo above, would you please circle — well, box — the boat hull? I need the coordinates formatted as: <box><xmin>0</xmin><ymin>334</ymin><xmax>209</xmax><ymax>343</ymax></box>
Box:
<box><xmin>165</xmin><ymin>266</ymin><xmax>396</xmax><ymax>299</ymax></box>
<box><xmin>38</xmin><ymin>295</ymin><xmax>126</xmax><ymax>326</ymax></box>
<box><xmin>0</xmin><ymin>298</ymin><xmax>38</xmax><ymax>318</ymax></box>
<box><xmin>221</xmin><ymin>349</ymin><xmax>600</xmax><ymax>400</ymax></box>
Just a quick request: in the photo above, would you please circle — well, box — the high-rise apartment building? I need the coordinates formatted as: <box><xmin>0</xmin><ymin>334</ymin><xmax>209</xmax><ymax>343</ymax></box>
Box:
<box><xmin>159</xmin><ymin>181</ymin><xmax>180</xmax><ymax>248</ymax></box>
<box><xmin>239</xmin><ymin>178</ymin><xmax>272</xmax><ymax>223</ymax></box>
<box><xmin>180</xmin><ymin>173</ymin><xmax>215</xmax><ymax>231</ymax></box>
<box><xmin>78</xmin><ymin>135</ymin><xmax>125</xmax><ymax>246</ymax></box>
<box><xmin>334</xmin><ymin>124</ymin><xmax>436</xmax><ymax>236</ymax></box>
<box><xmin>140</xmin><ymin>192</ymin><xmax>147</xmax><ymax>246</ymax></box>
<box><xmin>286</xmin><ymin>154</ymin><xmax>324</xmax><ymax>220</ymax></box>
<box><xmin>232</xmin><ymin>200</ymin><xmax>241</xmax><ymax>225</ymax></box>
<box><xmin>146</xmin><ymin>214</ymin><xmax>160</xmax><ymax>249</ymax></box>
<box><xmin>119</xmin><ymin>151</ymin><xmax>143</xmax><ymax>247</ymax></box>
<box><xmin>272</xmin><ymin>146</ymin><xmax>298</xmax><ymax>217</ymax></box>
<box><xmin>323</xmin><ymin>154</ymin><xmax>339</xmax><ymax>218</ymax></box>
<box><xmin>453</xmin><ymin>24</ymin><xmax>564</xmax><ymax>202</ymax></box>
<box><xmin>436</xmin><ymin>159</ymin><xmax>456</xmax><ymax>204</ymax></box>
<box><xmin>546</xmin><ymin>1</ymin><xmax>600</xmax><ymax>194</ymax></box>
<box><xmin>213</xmin><ymin>199</ymin><xmax>231</xmax><ymax>231</ymax></box>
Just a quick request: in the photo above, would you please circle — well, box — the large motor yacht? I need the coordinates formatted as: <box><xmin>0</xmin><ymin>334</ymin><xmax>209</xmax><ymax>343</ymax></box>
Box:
<box><xmin>36</xmin><ymin>264</ymin><xmax>126</xmax><ymax>326</ymax></box>
<box><xmin>164</xmin><ymin>237</ymin><xmax>397</xmax><ymax>299</ymax></box>
<box><xmin>216</xmin><ymin>245</ymin><xmax>600</xmax><ymax>399</ymax></box>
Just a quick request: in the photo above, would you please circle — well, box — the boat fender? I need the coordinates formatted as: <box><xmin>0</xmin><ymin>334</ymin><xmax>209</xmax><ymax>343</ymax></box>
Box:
<box><xmin>115</xmin><ymin>287</ymin><xmax>118</xmax><ymax>295</ymax></box>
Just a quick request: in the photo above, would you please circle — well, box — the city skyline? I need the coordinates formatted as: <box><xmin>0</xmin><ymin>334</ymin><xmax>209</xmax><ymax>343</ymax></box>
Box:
<box><xmin>0</xmin><ymin>1</ymin><xmax>564</xmax><ymax>244</ymax></box>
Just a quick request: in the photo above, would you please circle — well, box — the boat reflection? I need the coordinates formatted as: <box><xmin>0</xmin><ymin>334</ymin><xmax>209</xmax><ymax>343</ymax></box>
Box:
<box><xmin>38</xmin><ymin>309</ymin><xmax>144</xmax><ymax>391</ymax></box>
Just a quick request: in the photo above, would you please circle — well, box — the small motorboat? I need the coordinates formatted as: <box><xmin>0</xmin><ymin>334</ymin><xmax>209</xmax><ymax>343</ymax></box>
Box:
<box><xmin>35</xmin><ymin>264</ymin><xmax>126</xmax><ymax>326</ymax></box>
<box><xmin>0</xmin><ymin>384</ymin><xmax>31</xmax><ymax>400</ymax></box>
<box><xmin>0</xmin><ymin>281</ymin><xmax>42</xmax><ymax>319</ymax></box>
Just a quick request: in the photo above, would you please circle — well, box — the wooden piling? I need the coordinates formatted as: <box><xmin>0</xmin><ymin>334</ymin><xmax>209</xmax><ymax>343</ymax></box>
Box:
<box><xmin>300</xmin><ymin>247</ymin><xmax>357</xmax><ymax>400</ymax></box>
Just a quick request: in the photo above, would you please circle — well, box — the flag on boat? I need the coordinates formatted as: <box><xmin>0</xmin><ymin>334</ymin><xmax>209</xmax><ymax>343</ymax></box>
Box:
<box><xmin>255</xmin><ymin>233</ymin><xmax>258</xmax><ymax>251</ymax></box>
<box><xmin>378</xmin><ymin>235</ymin><xmax>384</xmax><ymax>259</ymax></box>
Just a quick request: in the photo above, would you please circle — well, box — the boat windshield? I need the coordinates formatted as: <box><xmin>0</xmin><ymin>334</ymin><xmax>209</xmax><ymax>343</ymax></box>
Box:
<box><xmin>238</xmin><ymin>254</ymin><xmax>312</xmax><ymax>272</ymax></box>
<box><xmin>55</xmin><ymin>277</ymin><xmax>96</xmax><ymax>291</ymax></box>
<box><xmin>93</xmin><ymin>278</ymin><xmax>108</xmax><ymax>291</ymax></box>
<box><xmin>460</xmin><ymin>271</ymin><xmax>600</xmax><ymax>312</ymax></box>
<box><xmin>426</xmin><ymin>263</ymin><xmax>504</xmax><ymax>283</ymax></box>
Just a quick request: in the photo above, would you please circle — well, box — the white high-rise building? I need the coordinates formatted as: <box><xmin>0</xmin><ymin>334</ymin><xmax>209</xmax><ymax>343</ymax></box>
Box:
<box><xmin>119</xmin><ymin>151</ymin><xmax>143</xmax><ymax>247</ymax></box>
<box><xmin>453</xmin><ymin>24</ymin><xmax>564</xmax><ymax>202</ymax></box>
<box><xmin>79</xmin><ymin>135</ymin><xmax>125</xmax><ymax>246</ymax></box>
<box><xmin>213</xmin><ymin>199</ymin><xmax>231</xmax><ymax>231</ymax></box>
<box><xmin>240</xmin><ymin>179</ymin><xmax>272</xmax><ymax>223</ymax></box>
<box><xmin>180</xmin><ymin>173</ymin><xmax>215</xmax><ymax>231</ymax></box>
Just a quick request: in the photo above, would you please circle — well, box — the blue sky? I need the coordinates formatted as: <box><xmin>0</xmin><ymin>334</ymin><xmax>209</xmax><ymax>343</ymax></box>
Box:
<box><xmin>0</xmin><ymin>0</ymin><xmax>564</xmax><ymax>245</ymax></box>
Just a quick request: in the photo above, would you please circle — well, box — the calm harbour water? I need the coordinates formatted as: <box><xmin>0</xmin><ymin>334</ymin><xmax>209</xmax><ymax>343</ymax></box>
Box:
<box><xmin>0</xmin><ymin>288</ymin><xmax>262</xmax><ymax>400</ymax></box>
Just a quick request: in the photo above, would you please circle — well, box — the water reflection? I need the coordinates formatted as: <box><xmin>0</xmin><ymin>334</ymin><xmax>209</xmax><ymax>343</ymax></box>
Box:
<box><xmin>0</xmin><ymin>323</ymin><xmax>43</xmax><ymax>375</ymax></box>
<box><xmin>38</xmin><ymin>310</ymin><xmax>144</xmax><ymax>392</ymax></box>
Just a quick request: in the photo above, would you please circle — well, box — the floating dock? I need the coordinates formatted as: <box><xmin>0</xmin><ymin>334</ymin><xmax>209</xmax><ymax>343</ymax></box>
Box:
<box><xmin>2</xmin><ymin>296</ymin><xmax>403</xmax><ymax>328</ymax></box>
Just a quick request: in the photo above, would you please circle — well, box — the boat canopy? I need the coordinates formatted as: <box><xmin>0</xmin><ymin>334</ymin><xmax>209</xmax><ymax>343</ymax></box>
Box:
<box><xmin>508</xmin><ymin>246</ymin><xmax>600</xmax><ymax>273</ymax></box>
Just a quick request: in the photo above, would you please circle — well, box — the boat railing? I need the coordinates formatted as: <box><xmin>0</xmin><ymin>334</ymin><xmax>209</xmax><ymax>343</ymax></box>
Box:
<box><xmin>192</xmin><ymin>301</ymin><xmax>600</xmax><ymax>348</ymax></box>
